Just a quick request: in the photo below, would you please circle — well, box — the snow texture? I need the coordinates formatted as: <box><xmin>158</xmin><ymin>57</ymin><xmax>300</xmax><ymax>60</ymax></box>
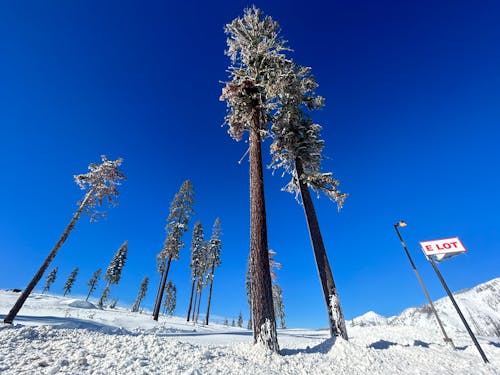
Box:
<box><xmin>0</xmin><ymin>279</ymin><xmax>499</xmax><ymax>374</ymax></box>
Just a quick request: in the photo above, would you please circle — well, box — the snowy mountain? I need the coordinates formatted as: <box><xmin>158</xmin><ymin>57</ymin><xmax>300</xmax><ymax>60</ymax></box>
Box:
<box><xmin>351</xmin><ymin>277</ymin><xmax>500</xmax><ymax>338</ymax></box>
<box><xmin>1</xmin><ymin>280</ymin><xmax>499</xmax><ymax>374</ymax></box>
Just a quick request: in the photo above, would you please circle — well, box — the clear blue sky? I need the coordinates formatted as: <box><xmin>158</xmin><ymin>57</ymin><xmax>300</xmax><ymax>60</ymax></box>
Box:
<box><xmin>1</xmin><ymin>0</ymin><xmax>499</xmax><ymax>328</ymax></box>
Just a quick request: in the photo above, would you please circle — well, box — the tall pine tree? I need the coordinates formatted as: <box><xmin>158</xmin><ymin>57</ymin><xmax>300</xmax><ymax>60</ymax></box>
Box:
<box><xmin>86</xmin><ymin>268</ymin><xmax>102</xmax><ymax>301</ymax></box>
<box><xmin>204</xmin><ymin>218</ymin><xmax>222</xmax><ymax>325</ymax></box>
<box><xmin>194</xmin><ymin>240</ymin><xmax>209</xmax><ymax>323</ymax></box>
<box><xmin>131</xmin><ymin>276</ymin><xmax>149</xmax><ymax>312</ymax></box>
<box><xmin>270</xmin><ymin>63</ymin><xmax>348</xmax><ymax>339</ymax></box>
<box><xmin>99</xmin><ymin>240</ymin><xmax>128</xmax><ymax>308</ymax></box>
<box><xmin>42</xmin><ymin>267</ymin><xmax>58</xmax><ymax>294</ymax></box>
<box><xmin>153</xmin><ymin>180</ymin><xmax>194</xmax><ymax>321</ymax></box>
<box><xmin>186</xmin><ymin>222</ymin><xmax>205</xmax><ymax>321</ymax></box>
<box><xmin>4</xmin><ymin>156</ymin><xmax>125</xmax><ymax>324</ymax></box>
<box><xmin>220</xmin><ymin>6</ymin><xmax>293</xmax><ymax>352</ymax></box>
<box><xmin>63</xmin><ymin>267</ymin><xmax>79</xmax><ymax>296</ymax></box>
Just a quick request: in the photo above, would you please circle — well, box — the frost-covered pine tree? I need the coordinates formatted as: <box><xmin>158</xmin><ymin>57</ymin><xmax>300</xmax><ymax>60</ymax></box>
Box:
<box><xmin>237</xmin><ymin>311</ymin><xmax>243</xmax><ymax>328</ymax></box>
<box><xmin>223</xmin><ymin>318</ymin><xmax>228</xmax><ymax>326</ymax></box>
<box><xmin>63</xmin><ymin>267</ymin><xmax>79</xmax><ymax>297</ymax></box>
<box><xmin>268</xmin><ymin>250</ymin><xmax>286</xmax><ymax>329</ymax></box>
<box><xmin>194</xmin><ymin>240</ymin><xmax>209</xmax><ymax>323</ymax></box>
<box><xmin>153</xmin><ymin>180</ymin><xmax>194</xmax><ymax>321</ymax></box>
<box><xmin>109</xmin><ymin>299</ymin><xmax>118</xmax><ymax>309</ymax></box>
<box><xmin>131</xmin><ymin>276</ymin><xmax>149</xmax><ymax>312</ymax></box>
<box><xmin>220</xmin><ymin>6</ymin><xmax>293</xmax><ymax>352</ymax></box>
<box><xmin>42</xmin><ymin>267</ymin><xmax>58</xmax><ymax>294</ymax></box>
<box><xmin>270</xmin><ymin>62</ymin><xmax>348</xmax><ymax>340</ymax></box>
<box><xmin>231</xmin><ymin>318</ymin><xmax>235</xmax><ymax>327</ymax></box>
<box><xmin>4</xmin><ymin>156</ymin><xmax>125</xmax><ymax>324</ymax></box>
<box><xmin>86</xmin><ymin>268</ymin><xmax>102</xmax><ymax>301</ymax></box>
<box><xmin>245</xmin><ymin>253</ymin><xmax>253</xmax><ymax>330</ymax></box>
<box><xmin>99</xmin><ymin>240</ymin><xmax>128</xmax><ymax>308</ymax></box>
<box><xmin>186</xmin><ymin>222</ymin><xmax>205</xmax><ymax>321</ymax></box>
<box><xmin>163</xmin><ymin>280</ymin><xmax>176</xmax><ymax>316</ymax></box>
<box><xmin>204</xmin><ymin>218</ymin><xmax>222</xmax><ymax>325</ymax></box>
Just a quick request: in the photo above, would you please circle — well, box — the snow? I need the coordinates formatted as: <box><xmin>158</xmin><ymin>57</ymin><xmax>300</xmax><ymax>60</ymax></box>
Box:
<box><xmin>1</xmin><ymin>288</ymin><xmax>499</xmax><ymax>374</ymax></box>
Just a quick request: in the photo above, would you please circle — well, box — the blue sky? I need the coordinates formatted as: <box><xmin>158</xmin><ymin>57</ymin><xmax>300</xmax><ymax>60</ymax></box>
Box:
<box><xmin>1</xmin><ymin>0</ymin><xmax>499</xmax><ymax>328</ymax></box>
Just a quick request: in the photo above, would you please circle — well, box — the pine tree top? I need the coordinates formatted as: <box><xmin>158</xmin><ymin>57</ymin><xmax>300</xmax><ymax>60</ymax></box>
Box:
<box><xmin>74</xmin><ymin>155</ymin><xmax>126</xmax><ymax>221</ymax></box>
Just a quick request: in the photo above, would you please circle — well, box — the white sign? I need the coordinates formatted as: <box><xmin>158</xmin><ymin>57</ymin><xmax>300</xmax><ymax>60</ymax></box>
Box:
<box><xmin>419</xmin><ymin>237</ymin><xmax>466</xmax><ymax>261</ymax></box>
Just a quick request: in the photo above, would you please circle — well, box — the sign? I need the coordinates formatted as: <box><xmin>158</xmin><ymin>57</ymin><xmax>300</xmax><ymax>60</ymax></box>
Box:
<box><xmin>419</xmin><ymin>237</ymin><xmax>466</xmax><ymax>261</ymax></box>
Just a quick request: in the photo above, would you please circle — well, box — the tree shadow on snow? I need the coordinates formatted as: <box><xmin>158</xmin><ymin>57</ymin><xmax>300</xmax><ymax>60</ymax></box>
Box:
<box><xmin>489</xmin><ymin>341</ymin><xmax>500</xmax><ymax>348</ymax></box>
<box><xmin>280</xmin><ymin>338</ymin><xmax>336</xmax><ymax>356</ymax></box>
<box><xmin>413</xmin><ymin>340</ymin><xmax>430</xmax><ymax>348</ymax></box>
<box><xmin>368</xmin><ymin>340</ymin><xmax>398</xmax><ymax>350</ymax></box>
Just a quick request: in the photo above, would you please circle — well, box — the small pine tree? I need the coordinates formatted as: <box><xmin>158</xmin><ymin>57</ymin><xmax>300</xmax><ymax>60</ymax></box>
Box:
<box><xmin>187</xmin><ymin>222</ymin><xmax>205</xmax><ymax>321</ymax></box>
<box><xmin>86</xmin><ymin>268</ymin><xmax>102</xmax><ymax>301</ymax></box>
<box><xmin>42</xmin><ymin>267</ymin><xmax>58</xmax><ymax>294</ymax></box>
<box><xmin>131</xmin><ymin>276</ymin><xmax>149</xmax><ymax>312</ymax></box>
<box><xmin>237</xmin><ymin>311</ymin><xmax>243</xmax><ymax>328</ymax></box>
<box><xmin>204</xmin><ymin>218</ymin><xmax>222</xmax><ymax>325</ymax></box>
<box><xmin>231</xmin><ymin>318</ymin><xmax>235</xmax><ymax>327</ymax></box>
<box><xmin>63</xmin><ymin>267</ymin><xmax>79</xmax><ymax>296</ymax></box>
<box><xmin>99</xmin><ymin>241</ymin><xmax>128</xmax><ymax>308</ymax></box>
<box><xmin>223</xmin><ymin>318</ymin><xmax>228</xmax><ymax>326</ymax></box>
<box><xmin>109</xmin><ymin>299</ymin><xmax>118</xmax><ymax>309</ymax></box>
<box><xmin>163</xmin><ymin>281</ymin><xmax>176</xmax><ymax>316</ymax></box>
<box><xmin>98</xmin><ymin>285</ymin><xmax>110</xmax><ymax>308</ymax></box>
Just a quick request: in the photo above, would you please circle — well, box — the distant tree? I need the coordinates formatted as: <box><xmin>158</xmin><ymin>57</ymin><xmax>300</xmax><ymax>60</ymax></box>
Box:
<box><xmin>153</xmin><ymin>180</ymin><xmax>194</xmax><ymax>321</ymax></box>
<box><xmin>98</xmin><ymin>285</ymin><xmax>110</xmax><ymax>308</ymax></box>
<box><xmin>223</xmin><ymin>318</ymin><xmax>228</xmax><ymax>326</ymax></box>
<box><xmin>4</xmin><ymin>156</ymin><xmax>125</xmax><ymax>324</ymax></box>
<box><xmin>268</xmin><ymin>250</ymin><xmax>286</xmax><ymax>329</ymax></box>
<box><xmin>86</xmin><ymin>268</ymin><xmax>102</xmax><ymax>301</ymax></box>
<box><xmin>231</xmin><ymin>319</ymin><xmax>235</xmax><ymax>327</ymax></box>
<box><xmin>237</xmin><ymin>312</ymin><xmax>243</xmax><ymax>328</ymax></box>
<box><xmin>163</xmin><ymin>280</ymin><xmax>176</xmax><ymax>316</ymax></box>
<box><xmin>245</xmin><ymin>253</ymin><xmax>253</xmax><ymax>330</ymax></box>
<box><xmin>187</xmin><ymin>222</ymin><xmax>205</xmax><ymax>321</ymax></box>
<box><xmin>42</xmin><ymin>267</ymin><xmax>58</xmax><ymax>294</ymax></box>
<box><xmin>194</xmin><ymin>239</ymin><xmax>209</xmax><ymax>323</ymax></box>
<box><xmin>63</xmin><ymin>267</ymin><xmax>79</xmax><ymax>296</ymax></box>
<box><xmin>269</xmin><ymin>62</ymin><xmax>348</xmax><ymax>339</ymax></box>
<box><xmin>204</xmin><ymin>218</ymin><xmax>222</xmax><ymax>325</ymax></box>
<box><xmin>131</xmin><ymin>276</ymin><xmax>149</xmax><ymax>312</ymax></box>
<box><xmin>99</xmin><ymin>240</ymin><xmax>128</xmax><ymax>308</ymax></box>
<box><xmin>221</xmin><ymin>6</ymin><xmax>291</xmax><ymax>352</ymax></box>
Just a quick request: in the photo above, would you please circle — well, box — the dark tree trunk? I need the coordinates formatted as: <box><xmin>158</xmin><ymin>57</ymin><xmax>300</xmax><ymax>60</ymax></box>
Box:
<box><xmin>204</xmin><ymin>263</ymin><xmax>216</xmax><ymax>325</ymax></box>
<box><xmin>295</xmin><ymin>158</ymin><xmax>348</xmax><ymax>340</ymax></box>
<box><xmin>153</xmin><ymin>258</ymin><xmax>166</xmax><ymax>317</ymax></box>
<box><xmin>85</xmin><ymin>283</ymin><xmax>94</xmax><ymax>302</ymax></box>
<box><xmin>192</xmin><ymin>289</ymin><xmax>200</xmax><ymax>323</ymax></box>
<box><xmin>186</xmin><ymin>279</ymin><xmax>196</xmax><ymax>321</ymax></box>
<box><xmin>195</xmin><ymin>286</ymin><xmax>204</xmax><ymax>323</ymax></box>
<box><xmin>248</xmin><ymin>114</ymin><xmax>279</xmax><ymax>352</ymax></box>
<box><xmin>3</xmin><ymin>189</ymin><xmax>93</xmax><ymax>324</ymax></box>
<box><xmin>153</xmin><ymin>256</ymin><xmax>172</xmax><ymax>321</ymax></box>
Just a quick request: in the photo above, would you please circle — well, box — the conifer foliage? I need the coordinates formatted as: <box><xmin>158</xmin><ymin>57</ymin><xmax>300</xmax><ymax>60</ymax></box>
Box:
<box><xmin>86</xmin><ymin>268</ymin><xmax>102</xmax><ymax>301</ymax></box>
<box><xmin>237</xmin><ymin>311</ymin><xmax>243</xmax><ymax>328</ymax></box>
<box><xmin>42</xmin><ymin>267</ymin><xmax>58</xmax><ymax>294</ymax></box>
<box><xmin>153</xmin><ymin>180</ymin><xmax>194</xmax><ymax>321</ymax></box>
<box><xmin>131</xmin><ymin>276</ymin><xmax>149</xmax><ymax>312</ymax></box>
<box><xmin>204</xmin><ymin>218</ymin><xmax>222</xmax><ymax>325</ymax></box>
<box><xmin>4</xmin><ymin>156</ymin><xmax>125</xmax><ymax>324</ymax></box>
<box><xmin>99</xmin><ymin>241</ymin><xmax>128</xmax><ymax>308</ymax></box>
<box><xmin>163</xmin><ymin>280</ymin><xmax>176</xmax><ymax>316</ymax></box>
<box><xmin>187</xmin><ymin>221</ymin><xmax>206</xmax><ymax>321</ymax></box>
<box><xmin>63</xmin><ymin>267</ymin><xmax>79</xmax><ymax>297</ymax></box>
<box><xmin>221</xmin><ymin>6</ymin><xmax>291</xmax><ymax>352</ymax></box>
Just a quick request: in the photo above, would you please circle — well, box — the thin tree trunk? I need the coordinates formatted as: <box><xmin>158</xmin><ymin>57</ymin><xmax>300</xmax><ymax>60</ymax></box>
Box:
<box><xmin>153</xmin><ymin>256</ymin><xmax>172</xmax><ymax>321</ymax></box>
<box><xmin>153</xmin><ymin>258</ymin><xmax>166</xmax><ymax>316</ymax></box>
<box><xmin>249</xmin><ymin>114</ymin><xmax>279</xmax><ymax>352</ymax></box>
<box><xmin>204</xmin><ymin>263</ymin><xmax>216</xmax><ymax>325</ymax></box>
<box><xmin>192</xmin><ymin>289</ymin><xmax>200</xmax><ymax>323</ymax></box>
<box><xmin>295</xmin><ymin>158</ymin><xmax>348</xmax><ymax>340</ymax></box>
<box><xmin>85</xmin><ymin>284</ymin><xmax>94</xmax><ymax>301</ymax></box>
<box><xmin>186</xmin><ymin>278</ymin><xmax>196</xmax><ymax>321</ymax></box>
<box><xmin>195</xmin><ymin>287</ymin><xmax>204</xmax><ymax>323</ymax></box>
<box><xmin>3</xmin><ymin>189</ymin><xmax>93</xmax><ymax>324</ymax></box>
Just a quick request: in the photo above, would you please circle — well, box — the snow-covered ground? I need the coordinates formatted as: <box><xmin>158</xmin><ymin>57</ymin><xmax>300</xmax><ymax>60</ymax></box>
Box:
<box><xmin>1</xmin><ymin>290</ymin><xmax>499</xmax><ymax>374</ymax></box>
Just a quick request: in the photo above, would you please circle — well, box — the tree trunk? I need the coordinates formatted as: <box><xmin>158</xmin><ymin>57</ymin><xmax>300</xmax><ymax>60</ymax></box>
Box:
<box><xmin>85</xmin><ymin>284</ymin><xmax>94</xmax><ymax>302</ymax></box>
<box><xmin>248</xmin><ymin>114</ymin><xmax>279</xmax><ymax>352</ymax></box>
<box><xmin>153</xmin><ymin>258</ymin><xmax>166</xmax><ymax>316</ymax></box>
<box><xmin>204</xmin><ymin>263</ymin><xmax>216</xmax><ymax>325</ymax></box>
<box><xmin>295</xmin><ymin>158</ymin><xmax>348</xmax><ymax>340</ymax></box>
<box><xmin>195</xmin><ymin>286</ymin><xmax>204</xmax><ymax>323</ymax></box>
<box><xmin>3</xmin><ymin>189</ymin><xmax>93</xmax><ymax>324</ymax></box>
<box><xmin>186</xmin><ymin>278</ymin><xmax>196</xmax><ymax>321</ymax></box>
<box><xmin>153</xmin><ymin>256</ymin><xmax>172</xmax><ymax>321</ymax></box>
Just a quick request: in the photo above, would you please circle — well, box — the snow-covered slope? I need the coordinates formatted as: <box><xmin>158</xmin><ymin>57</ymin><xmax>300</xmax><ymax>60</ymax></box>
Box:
<box><xmin>387</xmin><ymin>277</ymin><xmax>500</xmax><ymax>337</ymax></box>
<box><xmin>1</xmin><ymin>283</ymin><xmax>499</xmax><ymax>374</ymax></box>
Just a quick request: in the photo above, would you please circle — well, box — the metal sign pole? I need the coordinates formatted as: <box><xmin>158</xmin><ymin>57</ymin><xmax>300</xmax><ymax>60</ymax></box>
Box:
<box><xmin>393</xmin><ymin>222</ymin><xmax>454</xmax><ymax>348</ymax></box>
<box><xmin>427</xmin><ymin>256</ymin><xmax>489</xmax><ymax>363</ymax></box>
